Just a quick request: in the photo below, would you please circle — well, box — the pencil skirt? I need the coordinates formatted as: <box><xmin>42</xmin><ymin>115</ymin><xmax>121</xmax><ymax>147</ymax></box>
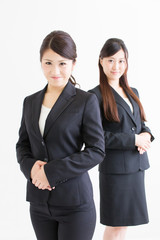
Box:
<box><xmin>99</xmin><ymin>170</ymin><xmax>149</xmax><ymax>226</ymax></box>
<box><xmin>30</xmin><ymin>201</ymin><xmax>96</xmax><ymax>240</ymax></box>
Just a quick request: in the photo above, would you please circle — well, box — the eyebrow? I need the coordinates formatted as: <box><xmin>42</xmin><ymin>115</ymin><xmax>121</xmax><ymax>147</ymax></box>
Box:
<box><xmin>109</xmin><ymin>57</ymin><xmax>125</xmax><ymax>59</ymax></box>
<box><xmin>43</xmin><ymin>58</ymin><xmax>69</xmax><ymax>62</ymax></box>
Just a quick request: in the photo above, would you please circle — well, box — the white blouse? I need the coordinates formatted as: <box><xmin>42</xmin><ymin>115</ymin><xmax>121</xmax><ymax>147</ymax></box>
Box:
<box><xmin>39</xmin><ymin>105</ymin><xmax>51</xmax><ymax>136</ymax></box>
<box><xmin>123</xmin><ymin>97</ymin><xmax>134</xmax><ymax>113</ymax></box>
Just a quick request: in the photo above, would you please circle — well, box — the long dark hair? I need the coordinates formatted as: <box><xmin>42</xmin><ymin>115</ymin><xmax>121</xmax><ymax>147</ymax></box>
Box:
<box><xmin>40</xmin><ymin>30</ymin><xmax>77</xmax><ymax>85</ymax></box>
<box><xmin>99</xmin><ymin>38</ymin><xmax>146</xmax><ymax>122</ymax></box>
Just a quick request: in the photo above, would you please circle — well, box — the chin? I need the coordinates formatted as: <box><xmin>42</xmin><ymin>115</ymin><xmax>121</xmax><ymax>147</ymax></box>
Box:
<box><xmin>48</xmin><ymin>81</ymin><xmax>67</xmax><ymax>88</ymax></box>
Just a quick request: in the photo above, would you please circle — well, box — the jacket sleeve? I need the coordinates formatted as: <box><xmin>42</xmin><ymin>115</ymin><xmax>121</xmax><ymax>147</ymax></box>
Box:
<box><xmin>16</xmin><ymin>98</ymin><xmax>37</xmax><ymax>180</ymax></box>
<box><xmin>44</xmin><ymin>93</ymin><xmax>105</xmax><ymax>188</ymax></box>
<box><xmin>132</xmin><ymin>88</ymin><xmax>154</xmax><ymax>142</ymax></box>
<box><xmin>104</xmin><ymin>127</ymin><xmax>154</xmax><ymax>150</ymax></box>
<box><xmin>140</xmin><ymin>121</ymin><xmax>154</xmax><ymax>141</ymax></box>
<box><xmin>104</xmin><ymin>131</ymin><xmax>136</xmax><ymax>150</ymax></box>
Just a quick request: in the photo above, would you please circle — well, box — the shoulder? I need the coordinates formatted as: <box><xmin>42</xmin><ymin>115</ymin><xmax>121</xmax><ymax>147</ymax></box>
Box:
<box><xmin>88</xmin><ymin>85</ymin><xmax>102</xmax><ymax>103</ymax></box>
<box><xmin>89</xmin><ymin>85</ymin><xmax>101</xmax><ymax>95</ymax></box>
<box><xmin>25</xmin><ymin>90</ymin><xmax>42</xmax><ymax>99</ymax></box>
<box><xmin>73</xmin><ymin>88</ymin><xmax>100</xmax><ymax>112</ymax></box>
<box><xmin>23</xmin><ymin>86</ymin><xmax>46</xmax><ymax>105</ymax></box>
<box><xmin>75</xmin><ymin>87</ymin><xmax>98</xmax><ymax>102</ymax></box>
<box><xmin>131</xmin><ymin>87</ymin><xmax>139</xmax><ymax>97</ymax></box>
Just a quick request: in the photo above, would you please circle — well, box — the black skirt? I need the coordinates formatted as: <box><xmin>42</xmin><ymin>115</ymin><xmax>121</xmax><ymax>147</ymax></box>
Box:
<box><xmin>99</xmin><ymin>170</ymin><xmax>149</xmax><ymax>226</ymax></box>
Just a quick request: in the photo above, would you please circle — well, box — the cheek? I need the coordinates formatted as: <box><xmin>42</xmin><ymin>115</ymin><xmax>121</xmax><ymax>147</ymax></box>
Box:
<box><xmin>41</xmin><ymin>65</ymin><xmax>49</xmax><ymax>74</ymax></box>
<box><xmin>42</xmin><ymin>69</ymin><xmax>49</xmax><ymax>78</ymax></box>
<box><xmin>121</xmin><ymin>66</ymin><xmax>126</xmax><ymax>73</ymax></box>
<box><xmin>103</xmin><ymin>66</ymin><xmax>110</xmax><ymax>75</ymax></box>
<box><xmin>62</xmin><ymin>67</ymin><xmax>73</xmax><ymax>77</ymax></box>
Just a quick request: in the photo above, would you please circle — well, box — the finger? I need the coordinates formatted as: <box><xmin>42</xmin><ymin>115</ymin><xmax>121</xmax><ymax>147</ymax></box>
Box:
<box><xmin>138</xmin><ymin>147</ymin><xmax>145</xmax><ymax>154</ymax></box>
<box><xmin>141</xmin><ymin>147</ymin><xmax>147</xmax><ymax>152</ymax></box>
<box><xmin>41</xmin><ymin>184</ymin><xmax>50</xmax><ymax>190</ymax></box>
<box><xmin>38</xmin><ymin>184</ymin><xmax>43</xmax><ymax>189</ymax></box>
<box><xmin>138</xmin><ymin>147</ymin><xmax>143</xmax><ymax>152</ymax></box>
<box><xmin>140</xmin><ymin>149</ymin><xmax>145</xmax><ymax>154</ymax></box>
<box><xmin>32</xmin><ymin>178</ymin><xmax>37</xmax><ymax>185</ymax></box>
<box><xmin>143</xmin><ymin>144</ymin><xmax>151</xmax><ymax>150</ymax></box>
<box><xmin>35</xmin><ymin>180</ymin><xmax>41</xmax><ymax>188</ymax></box>
<box><xmin>46</xmin><ymin>186</ymin><xmax>52</xmax><ymax>191</ymax></box>
<box><xmin>145</xmin><ymin>141</ymin><xmax>151</xmax><ymax>147</ymax></box>
<box><xmin>37</xmin><ymin>161</ymin><xmax>47</xmax><ymax>167</ymax></box>
<box><xmin>139</xmin><ymin>149</ymin><xmax>144</xmax><ymax>154</ymax></box>
<box><xmin>42</xmin><ymin>185</ymin><xmax>46</xmax><ymax>190</ymax></box>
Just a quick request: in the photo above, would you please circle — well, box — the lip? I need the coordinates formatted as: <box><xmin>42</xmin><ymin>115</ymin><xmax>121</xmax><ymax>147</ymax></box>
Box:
<box><xmin>111</xmin><ymin>71</ymin><xmax>119</xmax><ymax>74</ymax></box>
<box><xmin>51</xmin><ymin>76</ymin><xmax>61</xmax><ymax>80</ymax></box>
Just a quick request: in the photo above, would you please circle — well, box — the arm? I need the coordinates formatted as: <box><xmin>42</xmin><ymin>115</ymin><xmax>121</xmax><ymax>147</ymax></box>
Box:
<box><xmin>104</xmin><ymin>131</ymin><xmax>136</xmax><ymax>150</ymax></box>
<box><xmin>132</xmin><ymin>87</ymin><xmax>154</xmax><ymax>141</ymax></box>
<box><xmin>16</xmin><ymin>99</ymin><xmax>48</xmax><ymax>181</ymax></box>
<box><xmin>16</xmin><ymin>98</ymin><xmax>37</xmax><ymax>180</ymax></box>
<box><xmin>16</xmin><ymin>99</ymin><xmax>53</xmax><ymax>190</ymax></box>
<box><xmin>135</xmin><ymin>132</ymin><xmax>152</xmax><ymax>154</ymax></box>
<box><xmin>140</xmin><ymin>122</ymin><xmax>154</xmax><ymax>142</ymax></box>
<box><xmin>43</xmin><ymin>94</ymin><xmax>105</xmax><ymax>188</ymax></box>
<box><xmin>104</xmin><ymin>123</ymin><xmax>154</xmax><ymax>151</ymax></box>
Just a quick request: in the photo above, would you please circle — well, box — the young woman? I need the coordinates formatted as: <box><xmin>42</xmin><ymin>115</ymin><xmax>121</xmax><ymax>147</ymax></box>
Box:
<box><xmin>90</xmin><ymin>38</ymin><xmax>154</xmax><ymax>240</ymax></box>
<box><xmin>16</xmin><ymin>30</ymin><xmax>105</xmax><ymax>240</ymax></box>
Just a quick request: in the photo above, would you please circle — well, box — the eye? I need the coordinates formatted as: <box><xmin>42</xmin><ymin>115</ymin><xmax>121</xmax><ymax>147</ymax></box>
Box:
<box><xmin>119</xmin><ymin>60</ymin><xmax>125</xmax><ymax>64</ymax></box>
<box><xmin>45</xmin><ymin>61</ymin><xmax>52</xmax><ymax>65</ymax></box>
<box><xmin>108</xmin><ymin>59</ymin><xmax>114</xmax><ymax>63</ymax></box>
<box><xmin>60</xmin><ymin>62</ymin><xmax>66</xmax><ymax>66</ymax></box>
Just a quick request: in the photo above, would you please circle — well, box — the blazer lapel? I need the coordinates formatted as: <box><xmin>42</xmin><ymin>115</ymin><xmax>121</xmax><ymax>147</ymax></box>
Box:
<box><xmin>43</xmin><ymin>81</ymin><xmax>76</xmax><ymax>138</ymax></box>
<box><xmin>31</xmin><ymin>85</ymin><xmax>47</xmax><ymax>138</ymax></box>
<box><xmin>111</xmin><ymin>87</ymin><xmax>137</xmax><ymax>126</ymax></box>
<box><xmin>126</xmin><ymin>91</ymin><xmax>140</xmax><ymax>122</ymax></box>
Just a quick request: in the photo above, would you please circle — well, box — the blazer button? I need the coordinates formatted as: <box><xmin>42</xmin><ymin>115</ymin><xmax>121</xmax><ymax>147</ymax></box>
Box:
<box><xmin>44</xmin><ymin>158</ymin><xmax>48</xmax><ymax>162</ymax></box>
<box><xmin>131</xmin><ymin>127</ymin><xmax>135</xmax><ymax>131</ymax></box>
<box><xmin>42</xmin><ymin>141</ymin><xmax>45</xmax><ymax>146</ymax></box>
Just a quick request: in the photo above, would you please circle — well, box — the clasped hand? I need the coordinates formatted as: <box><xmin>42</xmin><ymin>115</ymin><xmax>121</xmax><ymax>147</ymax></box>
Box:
<box><xmin>31</xmin><ymin>160</ymin><xmax>55</xmax><ymax>191</ymax></box>
<box><xmin>135</xmin><ymin>132</ymin><xmax>151</xmax><ymax>154</ymax></box>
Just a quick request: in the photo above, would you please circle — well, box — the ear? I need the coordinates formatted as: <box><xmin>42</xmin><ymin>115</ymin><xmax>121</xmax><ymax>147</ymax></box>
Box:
<box><xmin>71</xmin><ymin>60</ymin><xmax>76</xmax><ymax>71</ymax></box>
<box><xmin>99</xmin><ymin>58</ymin><xmax>103</xmax><ymax>67</ymax></box>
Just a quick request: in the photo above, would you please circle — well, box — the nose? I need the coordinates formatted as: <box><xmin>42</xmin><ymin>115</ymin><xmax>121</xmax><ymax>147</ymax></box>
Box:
<box><xmin>50</xmin><ymin>65</ymin><xmax>60</xmax><ymax>75</ymax></box>
<box><xmin>112</xmin><ymin>61</ymin><xmax>119</xmax><ymax>70</ymax></box>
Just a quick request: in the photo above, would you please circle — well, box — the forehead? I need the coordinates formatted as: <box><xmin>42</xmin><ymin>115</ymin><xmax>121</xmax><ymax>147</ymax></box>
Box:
<box><xmin>42</xmin><ymin>48</ymin><xmax>69</xmax><ymax>61</ymax></box>
<box><xmin>107</xmin><ymin>49</ymin><xmax>125</xmax><ymax>59</ymax></box>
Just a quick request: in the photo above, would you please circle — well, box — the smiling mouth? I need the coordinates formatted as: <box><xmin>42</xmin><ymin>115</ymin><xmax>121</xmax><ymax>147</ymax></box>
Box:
<box><xmin>51</xmin><ymin>76</ymin><xmax>61</xmax><ymax>80</ymax></box>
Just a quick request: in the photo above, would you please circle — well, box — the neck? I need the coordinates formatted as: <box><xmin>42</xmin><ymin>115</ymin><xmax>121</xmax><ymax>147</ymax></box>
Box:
<box><xmin>47</xmin><ymin>82</ymin><xmax>67</xmax><ymax>94</ymax></box>
<box><xmin>108</xmin><ymin>79</ymin><xmax>120</xmax><ymax>90</ymax></box>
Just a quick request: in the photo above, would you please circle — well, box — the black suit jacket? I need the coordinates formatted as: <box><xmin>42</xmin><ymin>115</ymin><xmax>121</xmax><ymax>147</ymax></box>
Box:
<box><xmin>89</xmin><ymin>85</ymin><xmax>154</xmax><ymax>174</ymax></box>
<box><xmin>16</xmin><ymin>82</ymin><xmax>105</xmax><ymax>206</ymax></box>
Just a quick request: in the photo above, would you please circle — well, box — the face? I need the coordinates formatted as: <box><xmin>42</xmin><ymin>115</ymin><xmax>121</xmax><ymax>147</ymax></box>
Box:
<box><xmin>100</xmin><ymin>49</ymin><xmax>127</xmax><ymax>83</ymax></box>
<box><xmin>41</xmin><ymin>49</ymin><xmax>75</xmax><ymax>88</ymax></box>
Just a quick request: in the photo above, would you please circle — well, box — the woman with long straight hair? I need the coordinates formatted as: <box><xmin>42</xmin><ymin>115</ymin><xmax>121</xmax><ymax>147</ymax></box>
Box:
<box><xmin>16</xmin><ymin>30</ymin><xmax>105</xmax><ymax>240</ymax></box>
<box><xmin>90</xmin><ymin>38</ymin><xmax>154</xmax><ymax>240</ymax></box>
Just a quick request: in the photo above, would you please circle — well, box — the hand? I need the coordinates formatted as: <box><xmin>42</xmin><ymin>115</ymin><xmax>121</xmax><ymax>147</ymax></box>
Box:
<box><xmin>31</xmin><ymin>160</ymin><xmax>46</xmax><ymax>179</ymax></box>
<box><xmin>32</xmin><ymin>165</ymin><xmax>52</xmax><ymax>191</ymax></box>
<box><xmin>135</xmin><ymin>132</ymin><xmax>151</xmax><ymax>153</ymax></box>
<box><xmin>139</xmin><ymin>132</ymin><xmax>151</xmax><ymax>141</ymax></box>
<box><xmin>137</xmin><ymin>147</ymin><xmax>145</xmax><ymax>155</ymax></box>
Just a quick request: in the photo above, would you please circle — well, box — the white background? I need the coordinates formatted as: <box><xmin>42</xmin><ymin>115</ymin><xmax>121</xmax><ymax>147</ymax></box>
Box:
<box><xmin>0</xmin><ymin>0</ymin><xmax>160</xmax><ymax>239</ymax></box>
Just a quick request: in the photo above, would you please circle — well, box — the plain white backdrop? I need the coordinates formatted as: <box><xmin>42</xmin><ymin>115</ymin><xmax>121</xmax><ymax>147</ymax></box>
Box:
<box><xmin>0</xmin><ymin>0</ymin><xmax>160</xmax><ymax>239</ymax></box>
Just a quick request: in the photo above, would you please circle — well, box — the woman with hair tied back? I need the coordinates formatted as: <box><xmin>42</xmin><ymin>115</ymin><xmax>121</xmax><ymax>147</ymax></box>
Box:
<box><xmin>89</xmin><ymin>38</ymin><xmax>154</xmax><ymax>240</ymax></box>
<box><xmin>16</xmin><ymin>30</ymin><xmax>105</xmax><ymax>240</ymax></box>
